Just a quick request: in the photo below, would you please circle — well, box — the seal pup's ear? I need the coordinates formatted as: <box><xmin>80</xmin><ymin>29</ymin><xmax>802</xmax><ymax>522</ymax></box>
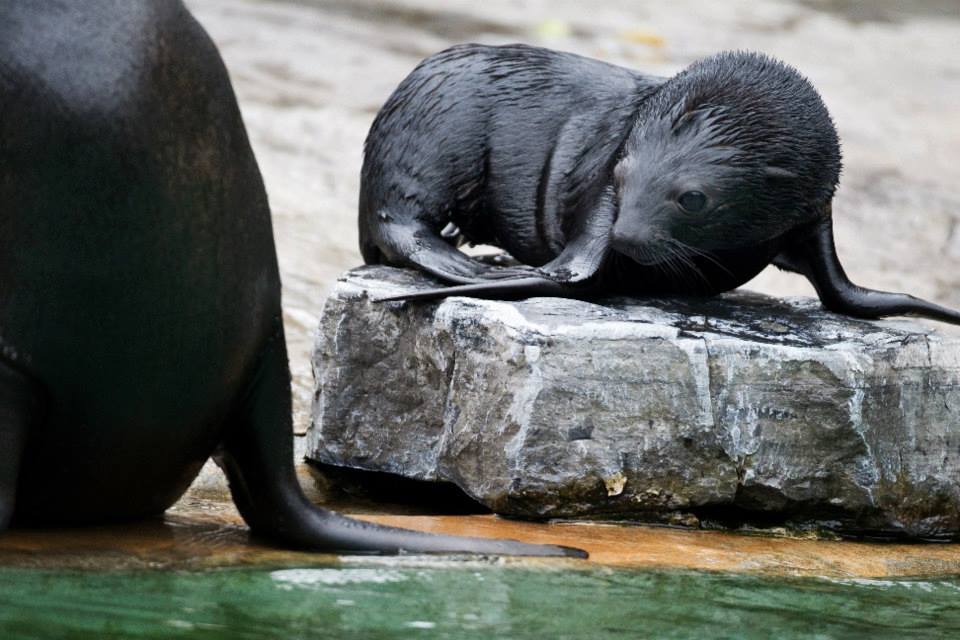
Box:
<box><xmin>763</xmin><ymin>166</ymin><xmax>798</xmax><ymax>180</ymax></box>
<box><xmin>671</xmin><ymin>107</ymin><xmax>699</xmax><ymax>135</ymax></box>
<box><xmin>773</xmin><ymin>205</ymin><xmax>960</xmax><ymax>325</ymax></box>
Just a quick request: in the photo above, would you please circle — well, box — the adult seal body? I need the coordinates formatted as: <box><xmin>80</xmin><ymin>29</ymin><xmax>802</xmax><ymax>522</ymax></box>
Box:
<box><xmin>360</xmin><ymin>44</ymin><xmax>960</xmax><ymax>324</ymax></box>
<box><xmin>0</xmin><ymin>2</ymin><xmax>580</xmax><ymax>557</ymax></box>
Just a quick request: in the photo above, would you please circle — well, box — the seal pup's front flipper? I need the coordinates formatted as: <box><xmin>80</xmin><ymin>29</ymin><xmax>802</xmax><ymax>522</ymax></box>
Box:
<box><xmin>536</xmin><ymin>185</ymin><xmax>616</xmax><ymax>284</ymax></box>
<box><xmin>774</xmin><ymin>210</ymin><xmax>960</xmax><ymax>325</ymax></box>
<box><xmin>0</xmin><ymin>360</ymin><xmax>38</xmax><ymax>530</ymax></box>
<box><xmin>217</xmin><ymin>321</ymin><xmax>587</xmax><ymax>557</ymax></box>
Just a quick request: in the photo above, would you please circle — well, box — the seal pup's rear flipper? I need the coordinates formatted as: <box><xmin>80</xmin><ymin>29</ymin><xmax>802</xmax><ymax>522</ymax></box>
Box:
<box><xmin>375</xmin><ymin>189</ymin><xmax>615</xmax><ymax>302</ymax></box>
<box><xmin>0</xmin><ymin>360</ymin><xmax>38</xmax><ymax>531</ymax></box>
<box><xmin>375</xmin><ymin>276</ymin><xmax>575</xmax><ymax>302</ymax></box>
<box><xmin>217</xmin><ymin>322</ymin><xmax>587</xmax><ymax>557</ymax></box>
<box><xmin>774</xmin><ymin>211</ymin><xmax>960</xmax><ymax>325</ymax></box>
<box><xmin>366</xmin><ymin>216</ymin><xmax>535</xmax><ymax>285</ymax></box>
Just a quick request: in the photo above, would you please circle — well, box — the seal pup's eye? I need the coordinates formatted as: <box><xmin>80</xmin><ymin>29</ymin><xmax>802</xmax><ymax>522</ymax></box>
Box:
<box><xmin>677</xmin><ymin>191</ymin><xmax>707</xmax><ymax>213</ymax></box>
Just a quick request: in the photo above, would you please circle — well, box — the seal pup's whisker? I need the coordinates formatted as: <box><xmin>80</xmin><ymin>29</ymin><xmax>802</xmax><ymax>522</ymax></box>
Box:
<box><xmin>668</xmin><ymin>238</ymin><xmax>734</xmax><ymax>281</ymax></box>
<box><xmin>666</xmin><ymin>241</ymin><xmax>712</xmax><ymax>289</ymax></box>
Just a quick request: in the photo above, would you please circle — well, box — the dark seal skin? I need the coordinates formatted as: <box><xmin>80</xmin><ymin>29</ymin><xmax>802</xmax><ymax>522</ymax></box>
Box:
<box><xmin>0</xmin><ymin>2</ymin><xmax>583</xmax><ymax>558</ymax></box>
<box><xmin>360</xmin><ymin>44</ymin><xmax>960</xmax><ymax>325</ymax></box>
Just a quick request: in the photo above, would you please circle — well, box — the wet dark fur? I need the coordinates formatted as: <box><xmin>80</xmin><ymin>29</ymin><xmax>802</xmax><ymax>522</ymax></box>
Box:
<box><xmin>361</xmin><ymin>45</ymin><xmax>653</xmax><ymax>266</ymax></box>
<box><xmin>0</xmin><ymin>5</ymin><xmax>580</xmax><ymax>557</ymax></box>
<box><xmin>361</xmin><ymin>44</ymin><xmax>960</xmax><ymax>325</ymax></box>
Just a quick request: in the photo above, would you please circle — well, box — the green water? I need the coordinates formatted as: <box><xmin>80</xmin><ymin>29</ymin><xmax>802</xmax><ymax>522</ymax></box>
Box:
<box><xmin>1</xmin><ymin>561</ymin><xmax>959</xmax><ymax>639</ymax></box>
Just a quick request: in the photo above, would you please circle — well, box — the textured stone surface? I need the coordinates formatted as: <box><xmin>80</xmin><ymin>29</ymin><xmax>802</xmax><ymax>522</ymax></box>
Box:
<box><xmin>309</xmin><ymin>266</ymin><xmax>960</xmax><ymax>539</ymax></box>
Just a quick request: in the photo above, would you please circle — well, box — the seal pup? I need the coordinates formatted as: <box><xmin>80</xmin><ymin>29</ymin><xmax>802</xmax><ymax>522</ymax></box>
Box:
<box><xmin>360</xmin><ymin>44</ymin><xmax>960</xmax><ymax>325</ymax></box>
<box><xmin>0</xmin><ymin>2</ymin><xmax>582</xmax><ymax>557</ymax></box>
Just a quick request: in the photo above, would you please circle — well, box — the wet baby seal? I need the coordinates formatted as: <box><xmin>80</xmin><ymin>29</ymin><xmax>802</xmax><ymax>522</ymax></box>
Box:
<box><xmin>361</xmin><ymin>44</ymin><xmax>960</xmax><ymax>324</ymax></box>
<box><xmin>0</xmin><ymin>3</ymin><xmax>580</xmax><ymax>557</ymax></box>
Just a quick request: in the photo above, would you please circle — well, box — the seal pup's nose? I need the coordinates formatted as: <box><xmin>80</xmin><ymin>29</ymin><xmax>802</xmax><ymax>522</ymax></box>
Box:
<box><xmin>610</xmin><ymin>227</ymin><xmax>633</xmax><ymax>252</ymax></box>
<box><xmin>610</xmin><ymin>225</ymin><xmax>657</xmax><ymax>252</ymax></box>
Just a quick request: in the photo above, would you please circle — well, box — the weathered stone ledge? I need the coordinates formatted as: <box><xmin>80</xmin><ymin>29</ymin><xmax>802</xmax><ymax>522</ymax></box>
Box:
<box><xmin>308</xmin><ymin>266</ymin><xmax>960</xmax><ymax>539</ymax></box>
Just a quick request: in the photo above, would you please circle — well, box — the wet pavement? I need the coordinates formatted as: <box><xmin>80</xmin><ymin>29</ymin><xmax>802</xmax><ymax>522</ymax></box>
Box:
<box><xmin>5</xmin><ymin>497</ymin><xmax>960</xmax><ymax>578</ymax></box>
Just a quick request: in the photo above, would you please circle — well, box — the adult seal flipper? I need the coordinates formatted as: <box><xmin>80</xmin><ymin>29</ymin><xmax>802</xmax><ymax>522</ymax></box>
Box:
<box><xmin>0</xmin><ymin>1</ymin><xmax>583</xmax><ymax>558</ymax></box>
<box><xmin>774</xmin><ymin>208</ymin><xmax>960</xmax><ymax>324</ymax></box>
<box><xmin>216</xmin><ymin>320</ymin><xmax>583</xmax><ymax>556</ymax></box>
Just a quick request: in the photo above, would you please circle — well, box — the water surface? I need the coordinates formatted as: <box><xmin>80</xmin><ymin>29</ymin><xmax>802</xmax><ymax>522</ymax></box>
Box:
<box><xmin>2</xmin><ymin>562</ymin><xmax>958</xmax><ymax>639</ymax></box>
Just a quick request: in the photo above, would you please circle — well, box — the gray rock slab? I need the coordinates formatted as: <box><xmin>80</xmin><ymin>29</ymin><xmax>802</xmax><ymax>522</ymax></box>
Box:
<box><xmin>308</xmin><ymin>266</ymin><xmax>960</xmax><ymax>539</ymax></box>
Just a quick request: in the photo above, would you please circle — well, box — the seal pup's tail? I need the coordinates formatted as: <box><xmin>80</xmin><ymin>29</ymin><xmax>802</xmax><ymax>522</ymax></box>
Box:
<box><xmin>774</xmin><ymin>211</ymin><xmax>960</xmax><ymax>325</ymax></box>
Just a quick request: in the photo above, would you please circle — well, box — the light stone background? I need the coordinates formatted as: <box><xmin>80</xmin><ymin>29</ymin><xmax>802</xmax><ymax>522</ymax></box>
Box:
<box><xmin>182</xmin><ymin>0</ymin><xmax>960</xmax><ymax>444</ymax></box>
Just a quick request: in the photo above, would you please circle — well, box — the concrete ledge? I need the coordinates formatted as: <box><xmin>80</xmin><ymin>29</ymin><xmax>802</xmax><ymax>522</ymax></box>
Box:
<box><xmin>308</xmin><ymin>266</ymin><xmax>960</xmax><ymax>539</ymax></box>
